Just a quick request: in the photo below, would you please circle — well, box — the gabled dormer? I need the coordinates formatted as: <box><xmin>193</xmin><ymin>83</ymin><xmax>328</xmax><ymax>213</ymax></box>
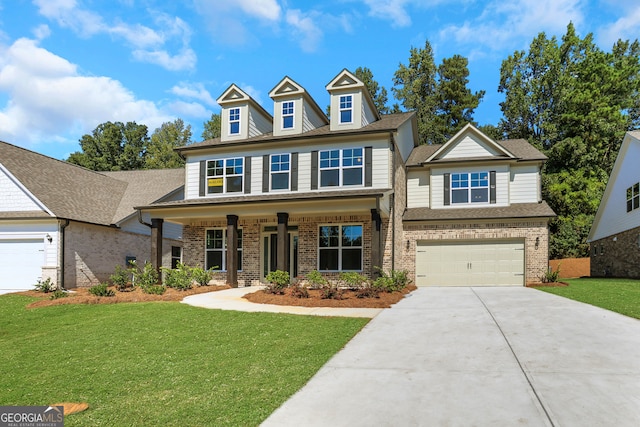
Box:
<box><xmin>325</xmin><ymin>69</ymin><xmax>380</xmax><ymax>132</ymax></box>
<box><xmin>216</xmin><ymin>84</ymin><xmax>273</xmax><ymax>142</ymax></box>
<box><xmin>268</xmin><ymin>76</ymin><xmax>328</xmax><ymax>137</ymax></box>
<box><xmin>425</xmin><ymin>124</ymin><xmax>515</xmax><ymax>162</ymax></box>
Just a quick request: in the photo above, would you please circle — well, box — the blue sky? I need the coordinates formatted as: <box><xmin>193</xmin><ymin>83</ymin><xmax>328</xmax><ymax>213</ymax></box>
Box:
<box><xmin>0</xmin><ymin>0</ymin><xmax>637</xmax><ymax>160</ymax></box>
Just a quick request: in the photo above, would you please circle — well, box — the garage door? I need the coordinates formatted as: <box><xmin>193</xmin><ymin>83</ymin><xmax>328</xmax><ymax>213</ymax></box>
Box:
<box><xmin>415</xmin><ymin>240</ymin><xmax>524</xmax><ymax>286</ymax></box>
<box><xmin>0</xmin><ymin>239</ymin><xmax>44</xmax><ymax>292</ymax></box>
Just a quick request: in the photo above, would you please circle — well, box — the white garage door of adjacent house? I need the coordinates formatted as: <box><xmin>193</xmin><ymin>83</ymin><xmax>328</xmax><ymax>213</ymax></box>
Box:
<box><xmin>416</xmin><ymin>240</ymin><xmax>525</xmax><ymax>287</ymax></box>
<box><xmin>0</xmin><ymin>239</ymin><xmax>44</xmax><ymax>292</ymax></box>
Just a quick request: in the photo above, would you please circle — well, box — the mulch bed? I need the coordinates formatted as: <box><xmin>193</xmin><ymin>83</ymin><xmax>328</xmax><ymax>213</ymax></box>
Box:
<box><xmin>243</xmin><ymin>285</ymin><xmax>418</xmax><ymax>309</ymax></box>
<box><xmin>526</xmin><ymin>282</ymin><xmax>569</xmax><ymax>288</ymax></box>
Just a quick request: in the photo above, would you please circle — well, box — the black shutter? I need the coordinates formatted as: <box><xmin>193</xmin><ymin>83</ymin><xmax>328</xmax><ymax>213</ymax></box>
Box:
<box><xmin>444</xmin><ymin>173</ymin><xmax>450</xmax><ymax>206</ymax></box>
<box><xmin>365</xmin><ymin>146</ymin><xmax>373</xmax><ymax>187</ymax></box>
<box><xmin>311</xmin><ymin>151</ymin><xmax>318</xmax><ymax>190</ymax></box>
<box><xmin>199</xmin><ymin>160</ymin><xmax>206</xmax><ymax>196</ymax></box>
<box><xmin>490</xmin><ymin>171</ymin><xmax>496</xmax><ymax>204</ymax></box>
<box><xmin>244</xmin><ymin>156</ymin><xmax>251</xmax><ymax>194</ymax></box>
<box><xmin>291</xmin><ymin>152</ymin><xmax>298</xmax><ymax>191</ymax></box>
<box><xmin>262</xmin><ymin>154</ymin><xmax>269</xmax><ymax>193</ymax></box>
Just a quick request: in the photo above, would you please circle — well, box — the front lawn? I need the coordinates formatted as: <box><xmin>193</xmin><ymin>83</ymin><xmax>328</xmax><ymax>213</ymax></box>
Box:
<box><xmin>535</xmin><ymin>278</ymin><xmax>640</xmax><ymax>319</ymax></box>
<box><xmin>0</xmin><ymin>295</ymin><xmax>368</xmax><ymax>426</ymax></box>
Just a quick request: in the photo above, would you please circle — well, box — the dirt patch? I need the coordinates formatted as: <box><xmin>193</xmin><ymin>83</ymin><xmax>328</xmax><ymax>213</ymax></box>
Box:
<box><xmin>243</xmin><ymin>285</ymin><xmax>417</xmax><ymax>309</ymax></box>
<box><xmin>20</xmin><ymin>285</ymin><xmax>230</xmax><ymax>309</ymax></box>
<box><xmin>549</xmin><ymin>257</ymin><xmax>590</xmax><ymax>278</ymax></box>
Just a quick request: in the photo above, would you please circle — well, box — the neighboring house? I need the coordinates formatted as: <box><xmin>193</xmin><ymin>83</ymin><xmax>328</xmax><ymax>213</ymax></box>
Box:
<box><xmin>0</xmin><ymin>141</ymin><xmax>184</xmax><ymax>292</ymax></box>
<box><xmin>588</xmin><ymin>131</ymin><xmax>640</xmax><ymax>278</ymax></box>
<box><xmin>138</xmin><ymin>69</ymin><xmax>554</xmax><ymax>287</ymax></box>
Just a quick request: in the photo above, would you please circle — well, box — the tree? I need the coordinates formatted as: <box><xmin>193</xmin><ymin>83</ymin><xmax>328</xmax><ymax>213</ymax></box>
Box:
<box><xmin>145</xmin><ymin>119</ymin><xmax>192</xmax><ymax>169</ymax></box>
<box><xmin>68</xmin><ymin>121</ymin><xmax>149</xmax><ymax>171</ymax></box>
<box><xmin>354</xmin><ymin>66</ymin><xmax>390</xmax><ymax>114</ymax></box>
<box><xmin>202</xmin><ymin>113</ymin><xmax>221</xmax><ymax>140</ymax></box>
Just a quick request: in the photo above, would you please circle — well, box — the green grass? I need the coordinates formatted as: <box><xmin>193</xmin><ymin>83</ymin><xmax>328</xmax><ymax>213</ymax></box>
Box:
<box><xmin>0</xmin><ymin>295</ymin><xmax>368</xmax><ymax>426</ymax></box>
<box><xmin>535</xmin><ymin>278</ymin><xmax>640</xmax><ymax>319</ymax></box>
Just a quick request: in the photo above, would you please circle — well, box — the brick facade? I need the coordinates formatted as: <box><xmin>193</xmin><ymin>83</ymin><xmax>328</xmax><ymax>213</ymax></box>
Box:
<box><xmin>401</xmin><ymin>220</ymin><xmax>549</xmax><ymax>285</ymax></box>
<box><xmin>590</xmin><ymin>225</ymin><xmax>640</xmax><ymax>278</ymax></box>
<box><xmin>64</xmin><ymin>221</ymin><xmax>180</xmax><ymax>288</ymax></box>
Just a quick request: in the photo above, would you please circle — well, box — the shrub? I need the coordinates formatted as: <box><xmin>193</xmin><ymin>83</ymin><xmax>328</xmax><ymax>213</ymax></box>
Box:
<box><xmin>89</xmin><ymin>283</ymin><xmax>115</xmax><ymax>297</ymax></box>
<box><xmin>264</xmin><ymin>270</ymin><xmax>290</xmax><ymax>294</ymax></box>
<box><xmin>305</xmin><ymin>270</ymin><xmax>328</xmax><ymax>289</ymax></box>
<box><xmin>290</xmin><ymin>283</ymin><xmax>309</xmax><ymax>298</ymax></box>
<box><xmin>355</xmin><ymin>282</ymin><xmax>381</xmax><ymax>299</ymax></box>
<box><xmin>190</xmin><ymin>266</ymin><xmax>214</xmax><ymax>287</ymax></box>
<box><xmin>34</xmin><ymin>278</ymin><xmax>55</xmax><ymax>293</ymax></box>
<box><xmin>541</xmin><ymin>266</ymin><xmax>560</xmax><ymax>283</ymax></box>
<box><xmin>130</xmin><ymin>261</ymin><xmax>159</xmax><ymax>290</ymax></box>
<box><xmin>374</xmin><ymin>268</ymin><xmax>411</xmax><ymax>293</ymax></box>
<box><xmin>110</xmin><ymin>265</ymin><xmax>132</xmax><ymax>291</ymax></box>
<box><xmin>162</xmin><ymin>262</ymin><xmax>192</xmax><ymax>291</ymax></box>
<box><xmin>49</xmin><ymin>290</ymin><xmax>68</xmax><ymax>300</ymax></box>
<box><xmin>320</xmin><ymin>283</ymin><xmax>344</xmax><ymax>300</ymax></box>
<box><xmin>338</xmin><ymin>272</ymin><xmax>368</xmax><ymax>290</ymax></box>
<box><xmin>143</xmin><ymin>284</ymin><xmax>166</xmax><ymax>295</ymax></box>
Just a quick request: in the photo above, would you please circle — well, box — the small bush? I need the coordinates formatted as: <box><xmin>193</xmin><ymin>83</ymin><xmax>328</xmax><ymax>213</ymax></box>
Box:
<box><xmin>374</xmin><ymin>269</ymin><xmax>411</xmax><ymax>293</ymax></box>
<box><xmin>163</xmin><ymin>262</ymin><xmax>192</xmax><ymax>291</ymax></box>
<box><xmin>89</xmin><ymin>283</ymin><xmax>115</xmax><ymax>297</ymax></box>
<box><xmin>190</xmin><ymin>266</ymin><xmax>214</xmax><ymax>287</ymax></box>
<box><xmin>49</xmin><ymin>290</ymin><xmax>68</xmax><ymax>300</ymax></box>
<box><xmin>34</xmin><ymin>278</ymin><xmax>55</xmax><ymax>293</ymax></box>
<box><xmin>110</xmin><ymin>265</ymin><xmax>132</xmax><ymax>291</ymax></box>
<box><xmin>265</xmin><ymin>270</ymin><xmax>290</xmax><ymax>295</ymax></box>
<box><xmin>338</xmin><ymin>272</ymin><xmax>368</xmax><ymax>290</ymax></box>
<box><xmin>541</xmin><ymin>266</ymin><xmax>560</xmax><ymax>283</ymax></box>
<box><xmin>130</xmin><ymin>261</ymin><xmax>159</xmax><ymax>290</ymax></box>
<box><xmin>305</xmin><ymin>270</ymin><xmax>328</xmax><ymax>289</ymax></box>
<box><xmin>290</xmin><ymin>283</ymin><xmax>309</xmax><ymax>298</ymax></box>
<box><xmin>355</xmin><ymin>283</ymin><xmax>381</xmax><ymax>299</ymax></box>
<box><xmin>143</xmin><ymin>284</ymin><xmax>166</xmax><ymax>295</ymax></box>
<box><xmin>320</xmin><ymin>283</ymin><xmax>344</xmax><ymax>300</ymax></box>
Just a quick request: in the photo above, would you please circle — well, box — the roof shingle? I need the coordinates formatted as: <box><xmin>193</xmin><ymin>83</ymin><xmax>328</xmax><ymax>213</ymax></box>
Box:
<box><xmin>403</xmin><ymin>202</ymin><xmax>556</xmax><ymax>221</ymax></box>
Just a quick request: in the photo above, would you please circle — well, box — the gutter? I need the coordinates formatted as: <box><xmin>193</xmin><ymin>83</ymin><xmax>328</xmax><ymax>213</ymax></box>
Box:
<box><xmin>137</xmin><ymin>209</ymin><xmax>152</xmax><ymax>228</ymax></box>
<box><xmin>58</xmin><ymin>219</ymin><xmax>69</xmax><ymax>289</ymax></box>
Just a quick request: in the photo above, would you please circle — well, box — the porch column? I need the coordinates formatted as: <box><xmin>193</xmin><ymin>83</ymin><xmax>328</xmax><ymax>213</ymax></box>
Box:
<box><xmin>151</xmin><ymin>218</ymin><xmax>163</xmax><ymax>282</ymax></box>
<box><xmin>277</xmin><ymin>212</ymin><xmax>289</xmax><ymax>273</ymax></box>
<box><xmin>226</xmin><ymin>215</ymin><xmax>238</xmax><ymax>288</ymax></box>
<box><xmin>371</xmin><ymin>209</ymin><xmax>382</xmax><ymax>277</ymax></box>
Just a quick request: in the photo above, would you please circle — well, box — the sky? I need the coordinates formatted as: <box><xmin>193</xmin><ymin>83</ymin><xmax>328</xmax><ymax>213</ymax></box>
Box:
<box><xmin>0</xmin><ymin>0</ymin><xmax>638</xmax><ymax>160</ymax></box>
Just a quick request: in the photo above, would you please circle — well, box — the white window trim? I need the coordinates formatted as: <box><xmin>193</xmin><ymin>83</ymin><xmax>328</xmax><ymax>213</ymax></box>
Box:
<box><xmin>319</xmin><ymin>147</ymin><xmax>364</xmax><ymax>188</ymax></box>
<box><xmin>627</xmin><ymin>182</ymin><xmax>639</xmax><ymax>212</ymax></box>
<box><xmin>205</xmin><ymin>228</ymin><xmax>243</xmax><ymax>272</ymax></box>
<box><xmin>270</xmin><ymin>153</ymin><xmax>291</xmax><ymax>191</ymax></box>
<box><xmin>339</xmin><ymin>95</ymin><xmax>353</xmax><ymax>124</ymax></box>
<box><xmin>451</xmin><ymin>171</ymin><xmax>490</xmax><ymax>205</ymax></box>
<box><xmin>229</xmin><ymin>107</ymin><xmax>240</xmax><ymax>135</ymax></box>
<box><xmin>317</xmin><ymin>224</ymin><xmax>363</xmax><ymax>272</ymax></box>
<box><xmin>206</xmin><ymin>158</ymin><xmax>244</xmax><ymax>194</ymax></box>
<box><xmin>282</xmin><ymin>101</ymin><xmax>294</xmax><ymax>130</ymax></box>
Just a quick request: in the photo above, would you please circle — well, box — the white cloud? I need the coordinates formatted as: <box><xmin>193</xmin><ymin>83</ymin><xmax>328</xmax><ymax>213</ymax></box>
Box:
<box><xmin>361</xmin><ymin>0</ymin><xmax>412</xmax><ymax>27</ymax></box>
<box><xmin>285</xmin><ymin>9</ymin><xmax>323</xmax><ymax>53</ymax></box>
<box><xmin>237</xmin><ymin>0</ymin><xmax>281</xmax><ymax>21</ymax></box>
<box><xmin>598</xmin><ymin>5</ymin><xmax>640</xmax><ymax>47</ymax></box>
<box><xmin>133</xmin><ymin>48</ymin><xmax>197</xmax><ymax>72</ymax></box>
<box><xmin>167</xmin><ymin>101</ymin><xmax>210</xmax><ymax>118</ymax></box>
<box><xmin>0</xmin><ymin>37</ymin><xmax>173</xmax><ymax>147</ymax></box>
<box><xmin>170</xmin><ymin>82</ymin><xmax>216</xmax><ymax>106</ymax></box>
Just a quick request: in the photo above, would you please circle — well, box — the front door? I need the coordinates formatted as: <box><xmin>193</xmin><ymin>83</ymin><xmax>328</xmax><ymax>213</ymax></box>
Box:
<box><xmin>262</xmin><ymin>227</ymin><xmax>298</xmax><ymax>281</ymax></box>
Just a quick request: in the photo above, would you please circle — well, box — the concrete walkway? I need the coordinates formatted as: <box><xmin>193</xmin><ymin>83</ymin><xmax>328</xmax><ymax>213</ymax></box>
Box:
<box><xmin>181</xmin><ymin>286</ymin><xmax>382</xmax><ymax>318</ymax></box>
<box><xmin>262</xmin><ymin>287</ymin><xmax>640</xmax><ymax>427</ymax></box>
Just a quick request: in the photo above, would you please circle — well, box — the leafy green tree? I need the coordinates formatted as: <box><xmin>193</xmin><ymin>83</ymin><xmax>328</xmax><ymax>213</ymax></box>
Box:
<box><xmin>202</xmin><ymin>113</ymin><xmax>221</xmax><ymax>140</ymax></box>
<box><xmin>145</xmin><ymin>119</ymin><xmax>192</xmax><ymax>169</ymax></box>
<box><xmin>68</xmin><ymin>121</ymin><xmax>149</xmax><ymax>171</ymax></box>
<box><xmin>354</xmin><ymin>66</ymin><xmax>390</xmax><ymax>114</ymax></box>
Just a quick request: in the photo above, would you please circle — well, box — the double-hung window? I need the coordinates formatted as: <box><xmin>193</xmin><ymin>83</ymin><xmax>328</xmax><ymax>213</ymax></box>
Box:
<box><xmin>270</xmin><ymin>153</ymin><xmax>290</xmax><ymax>191</ymax></box>
<box><xmin>207</xmin><ymin>158</ymin><xmax>243</xmax><ymax>194</ymax></box>
<box><xmin>627</xmin><ymin>183</ymin><xmax>640</xmax><ymax>212</ymax></box>
<box><xmin>451</xmin><ymin>172</ymin><xmax>489</xmax><ymax>204</ymax></box>
<box><xmin>318</xmin><ymin>225</ymin><xmax>362</xmax><ymax>271</ymax></box>
<box><xmin>339</xmin><ymin>95</ymin><xmax>352</xmax><ymax>123</ymax></box>
<box><xmin>205</xmin><ymin>229</ymin><xmax>242</xmax><ymax>271</ymax></box>
<box><xmin>229</xmin><ymin>108</ymin><xmax>240</xmax><ymax>135</ymax></box>
<box><xmin>282</xmin><ymin>101</ymin><xmax>294</xmax><ymax>129</ymax></box>
<box><xmin>319</xmin><ymin>148</ymin><xmax>363</xmax><ymax>187</ymax></box>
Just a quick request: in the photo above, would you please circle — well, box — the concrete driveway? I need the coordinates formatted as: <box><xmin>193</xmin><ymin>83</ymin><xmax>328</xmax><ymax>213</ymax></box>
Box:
<box><xmin>262</xmin><ymin>287</ymin><xmax>640</xmax><ymax>427</ymax></box>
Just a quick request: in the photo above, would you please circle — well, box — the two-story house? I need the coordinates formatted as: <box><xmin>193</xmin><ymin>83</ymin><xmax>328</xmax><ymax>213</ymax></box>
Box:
<box><xmin>138</xmin><ymin>69</ymin><xmax>554</xmax><ymax>287</ymax></box>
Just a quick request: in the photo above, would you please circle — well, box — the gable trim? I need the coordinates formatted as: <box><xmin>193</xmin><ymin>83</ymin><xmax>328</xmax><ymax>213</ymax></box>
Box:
<box><xmin>425</xmin><ymin>124</ymin><xmax>515</xmax><ymax>163</ymax></box>
<box><xmin>0</xmin><ymin>163</ymin><xmax>54</xmax><ymax>216</ymax></box>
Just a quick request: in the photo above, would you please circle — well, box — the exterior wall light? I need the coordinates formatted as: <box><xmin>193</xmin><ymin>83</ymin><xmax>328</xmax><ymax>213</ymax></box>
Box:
<box><xmin>535</xmin><ymin>237</ymin><xmax>540</xmax><ymax>250</ymax></box>
<box><xmin>46</xmin><ymin>233</ymin><xmax>53</xmax><ymax>243</ymax></box>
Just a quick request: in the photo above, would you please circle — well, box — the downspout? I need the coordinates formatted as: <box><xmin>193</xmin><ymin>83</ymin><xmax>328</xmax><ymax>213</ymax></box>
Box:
<box><xmin>58</xmin><ymin>219</ymin><xmax>69</xmax><ymax>290</ymax></box>
<box><xmin>138</xmin><ymin>209</ymin><xmax>152</xmax><ymax>228</ymax></box>
<box><xmin>390</xmin><ymin>132</ymin><xmax>396</xmax><ymax>271</ymax></box>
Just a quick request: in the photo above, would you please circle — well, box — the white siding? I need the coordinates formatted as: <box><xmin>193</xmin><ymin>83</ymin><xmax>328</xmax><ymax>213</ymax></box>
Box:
<box><xmin>440</xmin><ymin>135</ymin><xmax>502</xmax><ymax>159</ymax></box>
<box><xmin>121</xmin><ymin>214</ymin><xmax>182</xmax><ymax>240</ymax></box>
<box><xmin>430</xmin><ymin>165</ymin><xmax>509</xmax><ymax>208</ymax></box>
<box><xmin>0</xmin><ymin>167</ymin><xmax>45</xmax><ymax>212</ymax></box>
<box><xmin>0</xmin><ymin>220</ymin><xmax>58</xmax><ymax>268</ymax></box>
<box><xmin>248</xmin><ymin>108</ymin><xmax>272</xmax><ymax>138</ymax></box>
<box><xmin>395</xmin><ymin>119</ymin><xmax>415</xmax><ymax>163</ymax></box>
<box><xmin>371</xmin><ymin>144</ymin><xmax>391</xmax><ymax>188</ymax></box>
<box><xmin>297</xmin><ymin>152</ymin><xmax>312</xmax><ymax>191</ymax></box>
<box><xmin>407</xmin><ymin>170</ymin><xmax>429</xmax><ymax>208</ymax></box>
<box><xmin>185</xmin><ymin>159</ymin><xmax>201</xmax><ymax>199</ymax></box>
<box><xmin>510</xmin><ymin>165</ymin><xmax>540</xmax><ymax>203</ymax></box>
<box><xmin>302</xmin><ymin>103</ymin><xmax>326</xmax><ymax>132</ymax></box>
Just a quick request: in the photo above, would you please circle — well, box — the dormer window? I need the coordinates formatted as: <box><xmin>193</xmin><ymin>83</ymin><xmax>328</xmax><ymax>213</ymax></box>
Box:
<box><xmin>627</xmin><ymin>183</ymin><xmax>640</xmax><ymax>212</ymax></box>
<box><xmin>229</xmin><ymin>108</ymin><xmax>240</xmax><ymax>135</ymax></box>
<box><xmin>282</xmin><ymin>101</ymin><xmax>294</xmax><ymax>129</ymax></box>
<box><xmin>339</xmin><ymin>95</ymin><xmax>352</xmax><ymax>123</ymax></box>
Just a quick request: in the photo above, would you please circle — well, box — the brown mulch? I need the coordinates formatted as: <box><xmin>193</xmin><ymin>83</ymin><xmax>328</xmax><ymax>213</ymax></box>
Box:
<box><xmin>20</xmin><ymin>285</ymin><xmax>230</xmax><ymax>309</ymax></box>
<box><xmin>526</xmin><ymin>282</ymin><xmax>569</xmax><ymax>288</ymax></box>
<box><xmin>549</xmin><ymin>257</ymin><xmax>590</xmax><ymax>279</ymax></box>
<box><xmin>243</xmin><ymin>285</ymin><xmax>418</xmax><ymax>308</ymax></box>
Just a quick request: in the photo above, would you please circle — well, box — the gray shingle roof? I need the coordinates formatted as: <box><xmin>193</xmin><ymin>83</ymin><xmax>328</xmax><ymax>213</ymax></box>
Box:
<box><xmin>403</xmin><ymin>202</ymin><xmax>556</xmax><ymax>221</ymax></box>
<box><xmin>180</xmin><ymin>112</ymin><xmax>416</xmax><ymax>152</ymax></box>
<box><xmin>0</xmin><ymin>141</ymin><xmax>183</xmax><ymax>226</ymax></box>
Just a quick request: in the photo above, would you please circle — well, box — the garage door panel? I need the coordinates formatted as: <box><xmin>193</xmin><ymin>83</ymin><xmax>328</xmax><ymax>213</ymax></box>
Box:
<box><xmin>416</xmin><ymin>240</ymin><xmax>524</xmax><ymax>287</ymax></box>
<box><xmin>0</xmin><ymin>239</ymin><xmax>44</xmax><ymax>291</ymax></box>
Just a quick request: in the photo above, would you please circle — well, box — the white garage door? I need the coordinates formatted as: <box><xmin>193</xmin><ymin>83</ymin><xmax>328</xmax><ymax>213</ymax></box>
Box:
<box><xmin>416</xmin><ymin>240</ymin><xmax>525</xmax><ymax>287</ymax></box>
<box><xmin>0</xmin><ymin>239</ymin><xmax>44</xmax><ymax>292</ymax></box>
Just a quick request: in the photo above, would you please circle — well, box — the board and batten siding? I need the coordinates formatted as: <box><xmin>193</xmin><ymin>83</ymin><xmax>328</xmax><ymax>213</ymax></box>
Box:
<box><xmin>439</xmin><ymin>134</ymin><xmax>503</xmax><ymax>159</ymax></box>
<box><xmin>0</xmin><ymin>167</ymin><xmax>45</xmax><ymax>212</ymax></box>
<box><xmin>407</xmin><ymin>170</ymin><xmax>429</xmax><ymax>208</ymax></box>
<box><xmin>430</xmin><ymin>166</ymin><xmax>510</xmax><ymax>208</ymax></box>
<box><xmin>510</xmin><ymin>165</ymin><xmax>540</xmax><ymax>204</ymax></box>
